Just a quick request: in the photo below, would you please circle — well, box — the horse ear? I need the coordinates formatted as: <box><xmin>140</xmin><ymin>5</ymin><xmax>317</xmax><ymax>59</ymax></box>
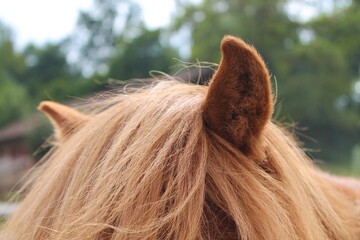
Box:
<box><xmin>38</xmin><ymin>101</ymin><xmax>89</xmax><ymax>140</ymax></box>
<box><xmin>203</xmin><ymin>36</ymin><xmax>273</xmax><ymax>154</ymax></box>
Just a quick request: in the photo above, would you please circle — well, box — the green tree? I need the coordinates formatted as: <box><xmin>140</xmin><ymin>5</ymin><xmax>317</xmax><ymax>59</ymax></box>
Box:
<box><xmin>173</xmin><ymin>0</ymin><xmax>299</xmax><ymax>67</ymax></box>
<box><xmin>0</xmin><ymin>79</ymin><xmax>30</xmax><ymax>126</ymax></box>
<box><xmin>22</xmin><ymin>44</ymin><xmax>66</xmax><ymax>91</ymax></box>
<box><xmin>0</xmin><ymin>21</ymin><xmax>29</xmax><ymax>127</ymax></box>
<box><xmin>21</xmin><ymin>41</ymin><xmax>101</xmax><ymax>103</ymax></box>
<box><xmin>73</xmin><ymin>0</ymin><xmax>143</xmax><ymax>76</ymax></box>
<box><xmin>309</xmin><ymin>0</ymin><xmax>360</xmax><ymax>76</ymax></box>
<box><xmin>108</xmin><ymin>29</ymin><xmax>179</xmax><ymax>80</ymax></box>
<box><xmin>0</xmin><ymin>22</ymin><xmax>26</xmax><ymax>80</ymax></box>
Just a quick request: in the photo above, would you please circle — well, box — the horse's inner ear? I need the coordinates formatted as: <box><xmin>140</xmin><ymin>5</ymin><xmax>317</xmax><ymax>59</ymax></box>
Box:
<box><xmin>202</xmin><ymin>36</ymin><xmax>273</xmax><ymax>154</ymax></box>
<box><xmin>38</xmin><ymin>101</ymin><xmax>89</xmax><ymax>140</ymax></box>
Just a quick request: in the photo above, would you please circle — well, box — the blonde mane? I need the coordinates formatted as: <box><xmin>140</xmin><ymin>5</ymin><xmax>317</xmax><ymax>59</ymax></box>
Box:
<box><xmin>1</xmin><ymin>36</ymin><xmax>360</xmax><ymax>240</ymax></box>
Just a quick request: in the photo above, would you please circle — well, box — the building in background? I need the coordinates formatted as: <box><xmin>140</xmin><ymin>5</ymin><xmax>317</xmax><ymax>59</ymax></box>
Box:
<box><xmin>0</xmin><ymin>116</ymin><xmax>40</xmax><ymax>195</ymax></box>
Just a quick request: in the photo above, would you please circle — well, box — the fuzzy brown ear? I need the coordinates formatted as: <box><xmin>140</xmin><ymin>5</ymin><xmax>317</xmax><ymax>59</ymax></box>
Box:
<box><xmin>203</xmin><ymin>36</ymin><xmax>273</xmax><ymax>154</ymax></box>
<box><xmin>38</xmin><ymin>101</ymin><xmax>89</xmax><ymax>140</ymax></box>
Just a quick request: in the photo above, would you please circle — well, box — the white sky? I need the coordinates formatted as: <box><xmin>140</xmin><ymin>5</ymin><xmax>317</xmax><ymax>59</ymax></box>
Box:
<box><xmin>0</xmin><ymin>0</ymin><xmax>176</xmax><ymax>49</ymax></box>
<box><xmin>0</xmin><ymin>0</ymin><xmax>341</xmax><ymax>51</ymax></box>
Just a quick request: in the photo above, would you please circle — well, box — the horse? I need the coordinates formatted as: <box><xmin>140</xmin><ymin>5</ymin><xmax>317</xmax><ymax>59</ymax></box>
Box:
<box><xmin>1</xmin><ymin>36</ymin><xmax>360</xmax><ymax>240</ymax></box>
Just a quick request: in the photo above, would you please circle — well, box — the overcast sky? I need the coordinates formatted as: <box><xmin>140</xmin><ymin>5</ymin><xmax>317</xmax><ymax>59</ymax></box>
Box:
<box><xmin>0</xmin><ymin>0</ymin><xmax>176</xmax><ymax>49</ymax></box>
<box><xmin>0</xmin><ymin>0</ymin><xmax>339</xmax><ymax>51</ymax></box>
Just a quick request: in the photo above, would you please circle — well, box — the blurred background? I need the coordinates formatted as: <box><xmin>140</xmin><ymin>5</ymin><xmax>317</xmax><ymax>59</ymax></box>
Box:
<box><xmin>0</xmin><ymin>0</ymin><xmax>359</xmax><ymax>208</ymax></box>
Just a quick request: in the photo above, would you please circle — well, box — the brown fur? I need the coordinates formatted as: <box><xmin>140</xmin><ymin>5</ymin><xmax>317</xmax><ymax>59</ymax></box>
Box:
<box><xmin>1</xmin><ymin>36</ymin><xmax>360</xmax><ymax>239</ymax></box>
<box><xmin>38</xmin><ymin>101</ymin><xmax>89</xmax><ymax>139</ymax></box>
<box><xmin>203</xmin><ymin>36</ymin><xmax>272</xmax><ymax>155</ymax></box>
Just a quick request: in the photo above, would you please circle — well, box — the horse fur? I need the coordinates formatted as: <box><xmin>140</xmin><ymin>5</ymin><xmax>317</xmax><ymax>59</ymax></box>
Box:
<box><xmin>203</xmin><ymin>36</ymin><xmax>273</xmax><ymax>155</ymax></box>
<box><xmin>38</xmin><ymin>101</ymin><xmax>89</xmax><ymax>139</ymax></box>
<box><xmin>1</xmin><ymin>36</ymin><xmax>360</xmax><ymax>240</ymax></box>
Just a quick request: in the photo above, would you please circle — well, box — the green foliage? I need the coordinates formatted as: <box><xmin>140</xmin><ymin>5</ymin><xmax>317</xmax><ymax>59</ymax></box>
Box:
<box><xmin>352</xmin><ymin>144</ymin><xmax>360</xmax><ymax>173</ymax></box>
<box><xmin>0</xmin><ymin>21</ymin><xmax>29</xmax><ymax>126</ymax></box>
<box><xmin>108</xmin><ymin>29</ymin><xmax>179</xmax><ymax>80</ymax></box>
<box><xmin>279</xmin><ymin>40</ymin><xmax>350</xmax><ymax>124</ymax></box>
<box><xmin>21</xmin><ymin>43</ymin><xmax>75</xmax><ymax>99</ymax></box>
<box><xmin>309</xmin><ymin>2</ymin><xmax>360</xmax><ymax>75</ymax></box>
<box><xmin>173</xmin><ymin>0</ymin><xmax>299</xmax><ymax>65</ymax></box>
<box><xmin>74</xmin><ymin>0</ymin><xmax>143</xmax><ymax>75</ymax></box>
<box><xmin>0</xmin><ymin>79</ymin><xmax>30</xmax><ymax>126</ymax></box>
<box><xmin>0</xmin><ymin>22</ymin><xmax>25</xmax><ymax>77</ymax></box>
